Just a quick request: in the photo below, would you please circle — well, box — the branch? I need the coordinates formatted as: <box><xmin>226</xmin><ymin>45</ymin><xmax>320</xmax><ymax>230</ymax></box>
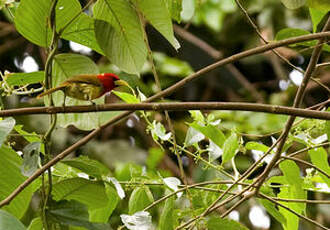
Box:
<box><xmin>1</xmin><ymin>31</ymin><xmax>330</xmax><ymax>207</ymax></box>
<box><xmin>1</xmin><ymin>102</ymin><xmax>330</xmax><ymax>120</ymax></box>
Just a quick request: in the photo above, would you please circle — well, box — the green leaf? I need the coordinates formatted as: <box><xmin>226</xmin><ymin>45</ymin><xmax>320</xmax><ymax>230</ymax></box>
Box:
<box><xmin>89</xmin><ymin>183</ymin><xmax>119</xmax><ymax>223</ymax></box>
<box><xmin>258</xmin><ymin>199</ymin><xmax>287</xmax><ymax>226</ymax></box>
<box><xmin>15</xmin><ymin>0</ymin><xmax>90</xmax><ymax>47</ymax></box>
<box><xmin>309</xmin><ymin>8</ymin><xmax>328</xmax><ymax>32</ymax></box>
<box><xmin>279</xmin><ymin>160</ymin><xmax>306</xmax><ymax>229</ymax></box>
<box><xmin>52</xmin><ymin>178</ymin><xmax>116</xmax><ymax>222</ymax></box>
<box><xmin>60</xmin><ymin>11</ymin><xmax>103</xmax><ymax>54</ymax></box>
<box><xmin>133</xmin><ymin>0</ymin><xmax>180</xmax><ymax>50</ymax></box>
<box><xmin>163</xmin><ymin>0</ymin><xmax>182</xmax><ymax>22</ymax></box>
<box><xmin>308</xmin><ymin>147</ymin><xmax>330</xmax><ymax>186</ymax></box>
<box><xmin>128</xmin><ymin>187</ymin><xmax>154</xmax><ymax>214</ymax></box>
<box><xmin>0</xmin><ymin>145</ymin><xmax>35</xmax><ymax>218</ymax></box>
<box><xmin>207</xmin><ymin>217</ymin><xmax>248</xmax><ymax>230</ymax></box>
<box><xmin>0</xmin><ymin>210</ymin><xmax>26</xmax><ymax>230</ymax></box>
<box><xmin>48</xmin><ymin>200</ymin><xmax>111</xmax><ymax>230</ymax></box>
<box><xmin>15</xmin><ymin>0</ymin><xmax>52</xmax><ymax>47</ymax></box>
<box><xmin>275</xmin><ymin>28</ymin><xmax>330</xmax><ymax>52</ymax></box>
<box><xmin>280</xmin><ymin>0</ymin><xmax>306</xmax><ymax>9</ymax></box>
<box><xmin>51</xmin><ymin>53</ymin><xmax>120</xmax><ymax>130</ymax></box>
<box><xmin>189</xmin><ymin>122</ymin><xmax>225</xmax><ymax>148</ymax></box>
<box><xmin>189</xmin><ymin>110</ymin><xmax>205</xmax><ymax>123</ymax></box>
<box><xmin>112</xmin><ymin>91</ymin><xmax>139</xmax><ymax>104</ymax></box>
<box><xmin>158</xmin><ymin>196</ymin><xmax>175</xmax><ymax>230</ymax></box>
<box><xmin>307</xmin><ymin>0</ymin><xmax>330</xmax><ymax>11</ymax></box>
<box><xmin>27</xmin><ymin>217</ymin><xmax>42</xmax><ymax>230</ymax></box>
<box><xmin>245</xmin><ymin>141</ymin><xmax>269</xmax><ymax>152</ymax></box>
<box><xmin>93</xmin><ymin>0</ymin><xmax>148</xmax><ymax>74</ymax></box>
<box><xmin>150</xmin><ymin>121</ymin><xmax>172</xmax><ymax>141</ymax></box>
<box><xmin>146</xmin><ymin>147</ymin><xmax>165</xmax><ymax>169</ymax></box>
<box><xmin>5</xmin><ymin>71</ymin><xmax>44</xmax><ymax>86</ymax></box>
<box><xmin>184</xmin><ymin>127</ymin><xmax>205</xmax><ymax>147</ymax></box>
<box><xmin>222</xmin><ymin>132</ymin><xmax>239</xmax><ymax>165</ymax></box>
<box><xmin>62</xmin><ymin>156</ymin><xmax>110</xmax><ymax>179</ymax></box>
<box><xmin>21</xmin><ymin>142</ymin><xmax>41</xmax><ymax>177</ymax></box>
<box><xmin>0</xmin><ymin>117</ymin><xmax>15</xmax><ymax>147</ymax></box>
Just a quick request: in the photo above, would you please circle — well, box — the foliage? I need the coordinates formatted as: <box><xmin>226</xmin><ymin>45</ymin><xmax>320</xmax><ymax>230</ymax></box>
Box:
<box><xmin>0</xmin><ymin>0</ymin><xmax>329</xmax><ymax>229</ymax></box>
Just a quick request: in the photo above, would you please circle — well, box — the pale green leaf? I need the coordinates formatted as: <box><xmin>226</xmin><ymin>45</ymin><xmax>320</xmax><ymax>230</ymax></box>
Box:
<box><xmin>21</xmin><ymin>142</ymin><xmax>41</xmax><ymax>177</ymax></box>
<box><xmin>27</xmin><ymin>217</ymin><xmax>42</xmax><ymax>230</ymax></box>
<box><xmin>245</xmin><ymin>141</ymin><xmax>269</xmax><ymax>152</ymax></box>
<box><xmin>163</xmin><ymin>0</ymin><xmax>182</xmax><ymax>22</ymax></box>
<box><xmin>258</xmin><ymin>199</ymin><xmax>287</xmax><ymax>226</ymax></box>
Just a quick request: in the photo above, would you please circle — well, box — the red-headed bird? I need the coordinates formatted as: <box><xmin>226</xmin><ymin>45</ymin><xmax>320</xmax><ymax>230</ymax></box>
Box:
<box><xmin>37</xmin><ymin>73</ymin><xmax>129</xmax><ymax>104</ymax></box>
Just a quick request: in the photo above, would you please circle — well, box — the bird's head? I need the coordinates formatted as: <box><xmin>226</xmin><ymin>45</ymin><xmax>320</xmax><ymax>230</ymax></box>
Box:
<box><xmin>97</xmin><ymin>73</ymin><xmax>129</xmax><ymax>92</ymax></box>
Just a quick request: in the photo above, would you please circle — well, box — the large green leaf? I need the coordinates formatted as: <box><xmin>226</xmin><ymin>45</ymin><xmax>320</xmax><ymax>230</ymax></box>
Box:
<box><xmin>133</xmin><ymin>0</ymin><xmax>180</xmax><ymax>50</ymax></box>
<box><xmin>280</xmin><ymin>0</ymin><xmax>306</xmax><ymax>9</ymax></box>
<box><xmin>0</xmin><ymin>146</ymin><xmax>35</xmax><ymax>219</ymax></box>
<box><xmin>207</xmin><ymin>217</ymin><xmax>248</xmax><ymax>230</ymax></box>
<box><xmin>60</xmin><ymin>8</ymin><xmax>103</xmax><ymax>54</ymax></box>
<box><xmin>51</xmin><ymin>53</ymin><xmax>119</xmax><ymax>130</ymax></box>
<box><xmin>5</xmin><ymin>72</ymin><xmax>44</xmax><ymax>86</ymax></box>
<box><xmin>52</xmin><ymin>178</ymin><xmax>117</xmax><ymax>222</ymax></box>
<box><xmin>93</xmin><ymin>0</ymin><xmax>147</xmax><ymax>74</ymax></box>
<box><xmin>308</xmin><ymin>147</ymin><xmax>330</xmax><ymax>186</ymax></box>
<box><xmin>27</xmin><ymin>217</ymin><xmax>42</xmax><ymax>230</ymax></box>
<box><xmin>0</xmin><ymin>210</ymin><xmax>26</xmax><ymax>230</ymax></box>
<box><xmin>15</xmin><ymin>0</ymin><xmax>52</xmax><ymax>47</ymax></box>
<box><xmin>128</xmin><ymin>187</ymin><xmax>154</xmax><ymax>214</ymax></box>
<box><xmin>0</xmin><ymin>117</ymin><xmax>15</xmax><ymax>147</ymax></box>
<box><xmin>15</xmin><ymin>0</ymin><xmax>90</xmax><ymax>47</ymax></box>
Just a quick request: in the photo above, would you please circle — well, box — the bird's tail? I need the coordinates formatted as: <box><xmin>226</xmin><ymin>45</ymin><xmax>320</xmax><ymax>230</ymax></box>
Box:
<box><xmin>37</xmin><ymin>85</ymin><xmax>66</xmax><ymax>99</ymax></box>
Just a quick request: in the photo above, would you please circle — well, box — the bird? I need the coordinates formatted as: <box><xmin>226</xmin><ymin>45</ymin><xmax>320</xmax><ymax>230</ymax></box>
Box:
<box><xmin>37</xmin><ymin>73</ymin><xmax>129</xmax><ymax>105</ymax></box>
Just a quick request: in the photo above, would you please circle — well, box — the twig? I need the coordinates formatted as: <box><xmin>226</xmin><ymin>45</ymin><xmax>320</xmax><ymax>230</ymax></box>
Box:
<box><xmin>1</xmin><ymin>31</ymin><xmax>330</xmax><ymax>207</ymax></box>
<box><xmin>281</xmin><ymin>155</ymin><xmax>329</xmax><ymax>178</ymax></box>
<box><xmin>1</xmin><ymin>102</ymin><xmax>330</xmax><ymax>120</ymax></box>
<box><xmin>254</xmin><ymin>17</ymin><xmax>330</xmax><ymax>193</ymax></box>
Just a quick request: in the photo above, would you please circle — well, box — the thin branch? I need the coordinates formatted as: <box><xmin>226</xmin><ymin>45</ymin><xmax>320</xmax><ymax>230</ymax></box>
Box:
<box><xmin>1</xmin><ymin>31</ymin><xmax>330</xmax><ymax>207</ymax></box>
<box><xmin>173</xmin><ymin>25</ymin><xmax>265</xmax><ymax>103</ymax></box>
<box><xmin>254</xmin><ymin>17</ymin><xmax>330</xmax><ymax>192</ymax></box>
<box><xmin>1</xmin><ymin>102</ymin><xmax>330</xmax><ymax>120</ymax></box>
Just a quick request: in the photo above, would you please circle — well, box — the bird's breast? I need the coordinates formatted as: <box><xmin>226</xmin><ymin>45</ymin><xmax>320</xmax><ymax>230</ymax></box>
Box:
<box><xmin>65</xmin><ymin>82</ymin><xmax>104</xmax><ymax>101</ymax></box>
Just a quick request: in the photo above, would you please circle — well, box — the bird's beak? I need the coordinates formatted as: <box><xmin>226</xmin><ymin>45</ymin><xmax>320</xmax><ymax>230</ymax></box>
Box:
<box><xmin>115</xmin><ymin>79</ymin><xmax>129</xmax><ymax>87</ymax></box>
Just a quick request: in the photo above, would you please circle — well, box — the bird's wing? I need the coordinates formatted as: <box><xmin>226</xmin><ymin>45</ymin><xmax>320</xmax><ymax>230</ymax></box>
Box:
<box><xmin>64</xmin><ymin>74</ymin><xmax>103</xmax><ymax>87</ymax></box>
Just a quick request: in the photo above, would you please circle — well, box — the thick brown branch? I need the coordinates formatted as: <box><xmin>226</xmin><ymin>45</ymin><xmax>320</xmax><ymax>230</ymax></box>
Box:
<box><xmin>1</xmin><ymin>102</ymin><xmax>330</xmax><ymax>120</ymax></box>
